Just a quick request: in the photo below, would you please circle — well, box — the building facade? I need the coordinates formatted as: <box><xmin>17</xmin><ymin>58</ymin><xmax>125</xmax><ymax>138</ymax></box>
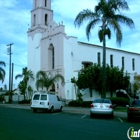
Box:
<box><xmin>27</xmin><ymin>0</ymin><xmax>140</xmax><ymax>101</ymax></box>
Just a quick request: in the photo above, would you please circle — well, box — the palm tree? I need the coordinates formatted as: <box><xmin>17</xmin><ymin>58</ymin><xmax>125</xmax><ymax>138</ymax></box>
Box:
<box><xmin>27</xmin><ymin>85</ymin><xmax>33</xmax><ymax>99</ymax></box>
<box><xmin>74</xmin><ymin>0</ymin><xmax>134</xmax><ymax>97</ymax></box>
<box><xmin>15</xmin><ymin>67</ymin><xmax>34</xmax><ymax>100</ymax></box>
<box><xmin>36</xmin><ymin>70</ymin><xmax>65</xmax><ymax>91</ymax></box>
<box><xmin>18</xmin><ymin>81</ymin><xmax>27</xmax><ymax>100</ymax></box>
<box><xmin>15</xmin><ymin>67</ymin><xmax>34</xmax><ymax>83</ymax></box>
<box><xmin>0</xmin><ymin>61</ymin><xmax>6</xmax><ymax>83</ymax></box>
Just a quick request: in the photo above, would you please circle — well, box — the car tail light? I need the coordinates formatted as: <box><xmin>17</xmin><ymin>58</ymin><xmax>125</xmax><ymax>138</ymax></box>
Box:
<box><xmin>90</xmin><ymin>104</ymin><xmax>94</xmax><ymax>108</ymax></box>
<box><xmin>109</xmin><ymin>105</ymin><xmax>113</xmax><ymax>109</ymax></box>
<box><xmin>129</xmin><ymin>107</ymin><xmax>139</xmax><ymax>111</ymax></box>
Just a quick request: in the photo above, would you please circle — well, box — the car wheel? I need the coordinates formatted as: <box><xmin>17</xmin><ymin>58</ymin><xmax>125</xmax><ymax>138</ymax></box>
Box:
<box><xmin>109</xmin><ymin>113</ymin><xmax>114</xmax><ymax>119</ymax></box>
<box><xmin>33</xmin><ymin>109</ymin><xmax>37</xmax><ymax>113</ymax></box>
<box><xmin>90</xmin><ymin>113</ymin><xmax>93</xmax><ymax>118</ymax></box>
<box><xmin>127</xmin><ymin>115</ymin><xmax>132</xmax><ymax>122</ymax></box>
<box><xmin>59</xmin><ymin>106</ymin><xmax>62</xmax><ymax>112</ymax></box>
<box><xmin>50</xmin><ymin>106</ymin><xmax>54</xmax><ymax>113</ymax></box>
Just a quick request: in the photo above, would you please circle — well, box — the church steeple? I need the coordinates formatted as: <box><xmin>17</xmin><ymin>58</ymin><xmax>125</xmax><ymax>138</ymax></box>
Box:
<box><xmin>30</xmin><ymin>0</ymin><xmax>53</xmax><ymax>29</ymax></box>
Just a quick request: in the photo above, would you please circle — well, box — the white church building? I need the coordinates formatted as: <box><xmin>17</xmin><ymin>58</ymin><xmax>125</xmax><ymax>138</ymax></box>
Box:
<box><xmin>27</xmin><ymin>0</ymin><xmax>140</xmax><ymax>101</ymax></box>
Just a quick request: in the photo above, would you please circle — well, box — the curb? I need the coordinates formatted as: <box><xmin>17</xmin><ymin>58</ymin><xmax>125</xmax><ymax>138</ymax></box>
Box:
<box><xmin>0</xmin><ymin>103</ymin><xmax>127</xmax><ymax>118</ymax></box>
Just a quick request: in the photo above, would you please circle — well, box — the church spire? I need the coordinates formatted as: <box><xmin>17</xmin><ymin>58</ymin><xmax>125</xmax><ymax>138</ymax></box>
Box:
<box><xmin>30</xmin><ymin>0</ymin><xmax>53</xmax><ymax>29</ymax></box>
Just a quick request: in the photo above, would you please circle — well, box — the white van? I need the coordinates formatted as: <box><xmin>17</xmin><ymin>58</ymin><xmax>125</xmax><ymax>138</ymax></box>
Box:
<box><xmin>31</xmin><ymin>91</ymin><xmax>63</xmax><ymax>113</ymax></box>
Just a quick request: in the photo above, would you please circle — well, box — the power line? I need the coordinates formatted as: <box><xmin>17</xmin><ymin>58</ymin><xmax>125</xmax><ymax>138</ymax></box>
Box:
<box><xmin>4</xmin><ymin>63</ymin><xmax>26</xmax><ymax>68</ymax></box>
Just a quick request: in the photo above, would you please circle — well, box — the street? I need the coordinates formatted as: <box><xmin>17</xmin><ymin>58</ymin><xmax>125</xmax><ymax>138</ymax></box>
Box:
<box><xmin>0</xmin><ymin>106</ymin><xmax>140</xmax><ymax>140</ymax></box>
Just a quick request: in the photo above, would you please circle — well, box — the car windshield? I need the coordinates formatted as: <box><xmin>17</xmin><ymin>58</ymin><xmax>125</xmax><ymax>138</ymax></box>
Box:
<box><xmin>131</xmin><ymin>100</ymin><xmax>140</xmax><ymax>106</ymax></box>
<box><xmin>93</xmin><ymin>99</ymin><xmax>111</xmax><ymax>104</ymax></box>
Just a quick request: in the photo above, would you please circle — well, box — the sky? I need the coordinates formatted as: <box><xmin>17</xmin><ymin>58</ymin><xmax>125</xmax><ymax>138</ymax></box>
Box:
<box><xmin>0</xmin><ymin>0</ymin><xmax>140</xmax><ymax>89</ymax></box>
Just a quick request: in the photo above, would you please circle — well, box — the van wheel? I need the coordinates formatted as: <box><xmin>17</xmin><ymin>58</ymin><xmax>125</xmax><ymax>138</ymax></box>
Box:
<box><xmin>50</xmin><ymin>107</ymin><xmax>54</xmax><ymax>113</ymax></box>
<box><xmin>59</xmin><ymin>106</ymin><xmax>62</xmax><ymax>112</ymax></box>
<box><xmin>33</xmin><ymin>109</ymin><xmax>37</xmax><ymax>113</ymax></box>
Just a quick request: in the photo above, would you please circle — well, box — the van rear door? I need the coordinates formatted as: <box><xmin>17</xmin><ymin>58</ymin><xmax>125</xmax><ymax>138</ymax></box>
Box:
<box><xmin>31</xmin><ymin>94</ymin><xmax>40</xmax><ymax>107</ymax></box>
<box><xmin>56</xmin><ymin>95</ymin><xmax>62</xmax><ymax>109</ymax></box>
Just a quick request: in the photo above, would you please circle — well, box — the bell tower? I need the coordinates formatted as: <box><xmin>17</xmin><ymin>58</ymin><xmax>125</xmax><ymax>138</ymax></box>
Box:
<box><xmin>30</xmin><ymin>0</ymin><xmax>53</xmax><ymax>32</ymax></box>
<box><xmin>28</xmin><ymin>0</ymin><xmax>54</xmax><ymax>90</ymax></box>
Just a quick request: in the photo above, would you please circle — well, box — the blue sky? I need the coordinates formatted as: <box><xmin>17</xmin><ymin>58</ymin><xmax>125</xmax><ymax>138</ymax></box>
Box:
<box><xmin>0</xmin><ymin>0</ymin><xmax>140</xmax><ymax>89</ymax></box>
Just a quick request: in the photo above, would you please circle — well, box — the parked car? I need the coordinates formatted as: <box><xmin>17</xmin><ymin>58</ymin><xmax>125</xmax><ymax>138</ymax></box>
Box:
<box><xmin>90</xmin><ymin>98</ymin><xmax>114</xmax><ymax>118</ymax></box>
<box><xmin>31</xmin><ymin>91</ymin><xmax>63</xmax><ymax>113</ymax></box>
<box><xmin>127</xmin><ymin>99</ymin><xmax>140</xmax><ymax>121</ymax></box>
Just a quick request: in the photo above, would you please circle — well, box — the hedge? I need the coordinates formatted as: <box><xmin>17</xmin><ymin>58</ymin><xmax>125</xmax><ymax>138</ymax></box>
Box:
<box><xmin>18</xmin><ymin>100</ymin><xmax>31</xmax><ymax>104</ymax></box>
<box><xmin>108</xmin><ymin>97</ymin><xmax>129</xmax><ymax>107</ymax></box>
<box><xmin>68</xmin><ymin>97</ymin><xmax>129</xmax><ymax>107</ymax></box>
<box><xmin>68</xmin><ymin>100</ymin><xmax>92</xmax><ymax>107</ymax></box>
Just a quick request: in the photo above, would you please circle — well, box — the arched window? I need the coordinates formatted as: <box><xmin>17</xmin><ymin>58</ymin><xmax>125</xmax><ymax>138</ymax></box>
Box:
<box><xmin>122</xmin><ymin>56</ymin><xmax>124</xmax><ymax>69</ymax></box>
<box><xmin>48</xmin><ymin>44</ymin><xmax>55</xmax><ymax>69</ymax></box>
<box><xmin>34</xmin><ymin>14</ymin><xmax>36</xmax><ymax>26</ymax></box>
<box><xmin>45</xmin><ymin>0</ymin><xmax>47</xmax><ymax>7</ymax></box>
<box><xmin>97</xmin><ymin>52</ymin><xmax>101</xmax><ymax>65</ymax></box>
<box><xmin>110</xmin><ymin>54</ymin><xmax>113</xmax><ymax>68</ymax></box>
<box><xmin>45</xmin><ymin>14</ymin><xmax>48</xmax><ymax>25</ymax></box>
<box><xmin>52</xmin><ymin>47</ymin><xmax>54</xmax><ymax>69</ymax></box>
<box><xmin>132</xmin><ymin>58</ymin><xmax>135</xmax><ymax>71</ymax></box>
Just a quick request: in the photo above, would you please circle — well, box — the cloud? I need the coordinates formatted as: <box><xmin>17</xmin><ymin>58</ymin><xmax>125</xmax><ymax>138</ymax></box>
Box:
<box><xmin>0</xmin><ymin>0</ymin><xmax>17</xmax><ymax>8</ymax></box>
<box><xmin>52</xmin><ymin>0</ymin><xmax>98</xmax><ymax>20</ymax></box>
<box><xmin>0</xmin><ymin>0</ymin><xmax>31</xmax><ymax>88</ymax></box>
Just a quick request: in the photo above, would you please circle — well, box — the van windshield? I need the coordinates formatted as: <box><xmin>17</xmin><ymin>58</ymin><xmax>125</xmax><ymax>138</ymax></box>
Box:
<box><xmin>41</xmin><ymin>95</ymin><xmax>47</xmax><ymax>100</ymax></box>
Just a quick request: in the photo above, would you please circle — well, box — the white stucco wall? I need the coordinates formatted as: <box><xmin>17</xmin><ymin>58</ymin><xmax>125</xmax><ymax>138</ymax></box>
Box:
<box><xmin>28</xmin><ymin>32</ymin><xmax>42</xmax><ymax>90</ymax></box>
<box><xmin>63</xmin><ymin>37</ymin><xmax>140</xmax><ymax>101</ymax></box>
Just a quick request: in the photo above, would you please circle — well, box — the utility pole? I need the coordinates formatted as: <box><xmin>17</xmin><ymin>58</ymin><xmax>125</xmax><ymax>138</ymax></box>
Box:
<box><xmin>7</xmin><ymin>43</ymin><xmax>13</xmax><ymax>103</ymax></box>
<box><xmin>11</xmin><ymin>63</ymin><xmax>14</xmax><ymax>92</ymax></box>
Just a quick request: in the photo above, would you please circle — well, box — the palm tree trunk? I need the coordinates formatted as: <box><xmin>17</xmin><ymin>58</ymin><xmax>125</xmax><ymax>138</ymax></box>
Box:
<box><xmin>102</xmin><ymin>22</ymin><xmax>106</xmax><ymax>98</ymax></box>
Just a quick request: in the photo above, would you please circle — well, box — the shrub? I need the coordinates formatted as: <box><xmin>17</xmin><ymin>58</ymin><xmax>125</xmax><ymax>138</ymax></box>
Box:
<box><xmin>108</xmin><ymin>97</ymin><xmax>129</xmax><ymax>107</ymax></box>
<box><xmin>18</xmin><ymin>100</ymin><xmax>31</xmax><ymax>104</ymax></box>
<box><xmin>68</xmin><ymin>100</ymin><xmax>92</xmax><ymax>107</ymax></box>
<box><xmin>69</xmin><ymin>97</ymin><xmax>129</xmax><ymax>107</ymax></box>
<box><xmin>0</xmin><ymin>95</ymin><xmax>4</xmax><ymax>101</ymax></box>
<box><xmin>81</xmin><ymin>101</ymin><xmax>93</xmax><ymax>107</ymax></box>
<box><xmin>68</xmin><ymin>100</ymin><xmax>80</xmax><ymax>107</ymax></box>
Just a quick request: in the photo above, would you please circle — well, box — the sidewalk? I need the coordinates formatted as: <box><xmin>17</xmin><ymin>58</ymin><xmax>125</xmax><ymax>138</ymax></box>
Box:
<box><xmin>0</xmin><ymin>103</ymin><xmax>127</xmax><ymax>118</ymax></box>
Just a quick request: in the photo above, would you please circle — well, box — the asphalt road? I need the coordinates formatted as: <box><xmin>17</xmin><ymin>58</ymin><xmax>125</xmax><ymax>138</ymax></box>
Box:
<box><xmin>0</xmin><ymin>106</ymin><xmax>140</xmax><ymax>140</ymax></box>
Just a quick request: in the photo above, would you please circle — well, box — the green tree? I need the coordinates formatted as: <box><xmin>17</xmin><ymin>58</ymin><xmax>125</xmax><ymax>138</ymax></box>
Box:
<box><xmin>27</xmin><ymin>85</ymin><xmax>33</xmax><ymax>99</ymax></box>
<box><xmin>15</xmin><ymin>67</ymin><xmax>34</xmax><ymax>100</ymax></box>
<box><xmin>0</xmin><ymin>61</ymin><xmax>6</xmax><ymax>83</ymax></box>
<box><xmin>71</xmin><ymin>77</ymin><xmax>78</xmax><ymax>98</ymax></box>
<box><xmin>133</xmin><ymin>75</ymin><xmax>140</xmax><ymax>96</ymax></box>
<box><xmin>106</xmin><ymin>65</ymin><xmax>130</xmax><ymax>97</ymax></box>
<box><xmin>76</xmin><ymin>64</ymin><xmax>102</xmax><ymax>97</ymax></box>
<box><xmin>36</xmin><ymin>70</ymin><xmax>65</xmax><ymax>91</ymax></box>
<box><xmin>18</xmin><ymin>81</ymin><xmax>27</xmax><ymax>100</ymax></box>
<box><xmin>74</xmin><ymin>0</ymin><xmax>134</xmax><ymax>98</ymax></box>
<box><xmin>74</xmin><ymin>64</ymin><xmax>130</xmax><ymax>98</ymax></box>
<box><xmin>15</xmin><ymin>67</ymin><xmax>34</xmax><ymax>84</ymax></box>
